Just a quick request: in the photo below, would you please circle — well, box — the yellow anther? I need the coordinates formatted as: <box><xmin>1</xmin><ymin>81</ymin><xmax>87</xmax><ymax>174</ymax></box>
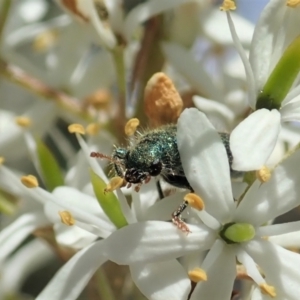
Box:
<box><xmin>144</xmin><ymin>72</ymin><xmax>183</xmax><ymax>127</ymax></box>
<box><xmin>21</xmin><ymin>175</ymin><xmax>39</xmax><ymax>188</ymax></box>
<box><xmin>184</xmin><ymin>193</ymin><xmax>205</xmax><ymax>211</ymax></box>
<box><xmin>59</xmin><ymin>211</ymin><xmax>75</xmax><ymax>226</ymax></box>
<box><xmin>0</xmin><ymin>157</ymin><xmax>4</xmax><ymax>165</ymax></box>
<box><xmin>220</xmin><ymin>0</ymin><xmax>236</xmax><ymax>11</ymax></box>
<box><xmin>124</xmin><ymin>118</ymin><xmax>140</xmax><ymax>136</ymax></box>
<box><xmin>84</xmin><ymin>89</ymin><xmax>111</xmax><ymax>110</ymax></box>
<box><xmin>105</xmin><ymin>177</ymin><xmax>125</xmax><ymax>193</ymax></box>
<box><xmin>33</xmin><ymin>30</ymin><xmax>58</xmax><ymax>52</ymax></box>
<box><xmin>287</xmin><ymin>0</ymin><xmax>300</xmax><ymax>7</ymax></box>
<box><xmin>86</xmin><ymin>123</ymin><xmax>101</xmax><ymax>136</ymax></box>
<box><xmin>260</xmin><ymin>283</ymin><xmax>276</xmax><ymax>298</ymax></box>
<box><xmin>68</xmin><ymin>124</ymin><xmax>85</xmax><ymax>135</ymax></box>
<box><xmin>15</xmin><ymin>117</ymin><xmax>31</xmax><ymax>128</ymax></box>
<box><xmin>188</xmin><ymin>268</ymin><xmax>207</xmax><ymax>282</ymax></box>
<box><xmin>261</xmin><ymin>236</ymin><xmax>269</xmax><ymax>241</ymax></box>
<box><xmin>256</xmin><ymin>166</ymin><xmax>271</xmax><ymax>183</ymax></box>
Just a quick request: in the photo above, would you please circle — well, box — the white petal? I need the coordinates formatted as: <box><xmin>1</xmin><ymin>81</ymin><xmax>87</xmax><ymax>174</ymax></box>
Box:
<box><xmin>76</xmin><ymin>134</ymin><xmax>108</xmax><ymax>183</ymax></box>
<box><xmin>37</xmin><ymin>240</ymin><xmax>107</xmax><ymax>300</ymax></box>
<box><xmin>230</xmin><ymin>109</ymin><xmax>281</xmax><ymax>171</ymax></box>
<box><xmin>283</xmin><ymin>84</ymin><xmax>300</xmax><ymax>105</ymax></box>
<box><xmin>245</xmin><ymin>239</ymin><xmax>300</xmax><ymax>300</ymax></box>
<box><xmin>190</xmin><ymin>242</ymin><xmax>236</xmax><ymax>300</ymax></box>
<box><xmin>235</xmin><ymin>148</ymin><xmax>300</xmax><ymax>225</ymax></box>
<box><xmin>200</xmin><ymin>239</ymin><xmax>225</xmax><ymax>271</ymax></box>
<box><xmin>193</xmin><ymin>95</ymin><xmax>235</xmax><ymax>130</ymax></box>
<box><xmin>249</xmin><ymin>0</ymin><xmax>285</xmax><ymax>92</ymax></box>
<box><xmin>132</xmin><ymin>180</ymin><xmax>159</xmax><ymax>220</ymax></box>
<box><xmin>124</xmin><ymin>0</ymin><xmax>191</xmax><ymax>41</ymax></box>
<box><xmin>177</xmin><ymin>108</ymin><xmax>234</xmax><ymax>222</ymax></box>
<box><xmin>145</xmin><ymin>192</ymin><xmax>186</xmax><ymax>221</ymax></box>
<box><xmin>161</xmin><ymin>42</ymin><xmax>223</xmax><ymax>101</ymax></box>
<box><xmin>225</xmin><ymin>12</ymin><xmax>256</xmax><ymax>108</ymax></box>
<box><xmin>250</xmin><ymin>287</ymin><xmax>268</xmax><ymax>300</ymax></box>
<box><xmin>52</xmin><ymin>186</ymin><xmax>116</xmax><ymax>233</ymax></box>
<box><xmin>105</xmin><ymin>221</ymin><xmax>215</xmax><ymax>264</ymax></box>
<box><xmin>53</xmin><ymin>186</ymin><xmax>105</xmax><ymax>217</ymax></box>
<box><xmin>0</xmin><ymin>102</ymin><xmax>56</xmax><ymax>160</ymax></box>
<box><xmin>130</xmin><ymin>260</ymin><xmax>190</xmax><ymax>300</ymax></box>
<box><xmin>0</xmin><ymin>239</ymin><xmax>54</xmax><ymax>295</ymax></box>
<box><xmin>36</xmin><ymin>187</ymin><xmax>114</xmax><ymax>231</ymax></box>
<box><xmin>257</xmin><ymin>221</ymin><xmax>300</xmax><ymax>237</ymax></box>
<box><xmin>236</xmin><ymin>248</ymin><xmax>264</xmax><ymax>285</ymax></box>
<box><xmin>281</xmin><ymin>100</ymin><xmax>300</xmax><ymax>123</ymax></box>
<box><xmin>269</xmin><ymin>231</ymin><xmax>300</xmax><ymax>248</ymax></box>
<box><xmin>54</xmin><ymin>224</ymin><xmax>98</xmax><ymax>249</ymax></box>
<box><xmin>116</xmin><ymin>188</ymin><xmax>137</xmax><ymax>224</ymax></box>
<box><xmin>202</xmin><ymin>9</ymin><xmax>253</xmax><ymax>46</ymax></box>
<box><xmin>0</xmin><ymin>212</ymin><xmax>49</xmax><ymax>263</ymax></box>
<box><xmin>56</xmin><ymin>0</ymin><xmax>116</xmax><ymax>48</ymax></box>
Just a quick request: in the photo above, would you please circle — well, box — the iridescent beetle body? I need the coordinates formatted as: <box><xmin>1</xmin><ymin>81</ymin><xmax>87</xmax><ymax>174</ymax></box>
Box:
<box><xmin>112</xmin><ymin>125</ymin><xmax>191</xmax><ymax>191</ymax></box>
<box><xmin>111</xmin><ymin>124</ymin><xmax>240</xmax><ymax>192</ymax></box>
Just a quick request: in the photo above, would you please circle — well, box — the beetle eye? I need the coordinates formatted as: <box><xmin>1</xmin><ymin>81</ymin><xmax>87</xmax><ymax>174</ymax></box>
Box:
<box><xmin>149</xmin><ymin>159</ymin><xmax>162</xmax><ymax>176</ymax></box>
<box><xmin>115</xmin><ymin>148</ymin><xmax>128</xmax><ymax>159</ymax></box>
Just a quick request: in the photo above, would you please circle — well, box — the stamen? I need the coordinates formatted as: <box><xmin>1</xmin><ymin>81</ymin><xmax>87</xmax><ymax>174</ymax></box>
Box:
<box><xmin>184</xmin><ymin>193</ymin><xmax>205</xmax><ymax>211</ymax></box>
<box><xmin>0</xmin><ymin>157</ymin><xmax>4</xmax><ymax>165</ymax></box>
<box><xmin>86</xmin><ymin>123</ymin><xmax>101</xmax><ymax>136</ymax></box>
<box><xmin>59</xmin><ymin>211</ymin><xmax>75</xmax><ymax>226</ymax></box>
<box><xmin>105</xmin><ymin>176</ymin><xmax>125</xmax><ymax>193</ymax></box>
<box><xmin>21</xmin><ymin>175</ymin><xmax>38</xmax><ymax>188</ymax></box>
<box><xmin>124</xmin><ymin>118</ymin><xmax>140</xmax><ymax>136</ymax></box>
<box><xmin>260</xmin><ymin>283</ymin><xmax>276</xmax><ymax>298</ymax></box>
<box><xmin>83</xmin><ymin>89</ymin><xmax>111</xmax><ymax>110</ymax></box>
<box><xmin>220</xmin><ymin>0</ymin><xmax>236</xmax><ymax>11</ymax></box>
<box><xmin>256</xmin><ymin>166</ymin><xmax>271</xmax><ymax>183</ymax></box>
<box><xmin>33</xmin><ymin>30</ymin><xmax>58</xmax><ymax>52</ymax></box>
<box><xmin>188</xmin><ymin>268</ymin><xmax>207</xmax><ymax>282</ymax></box>
<box><xmin>15</xmin><ymin>116</ymin><xmax>31</xmax><ymax>128</ymax></box>
<box><xmin>68</xmin><ymin>124</ymin><xmax>85</xmax><ymax>135</ymax></box>
<box><xmin>287</xmin><ymin>0</ymin><xmax>300</xmax><ymax>7</ymax></box>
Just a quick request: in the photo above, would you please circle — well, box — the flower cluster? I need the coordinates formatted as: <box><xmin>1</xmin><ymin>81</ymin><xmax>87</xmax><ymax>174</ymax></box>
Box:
<box><xmin>1</xmin><ymin>0</ymin><xmax>300</xmax><ymax>300</ymax></box>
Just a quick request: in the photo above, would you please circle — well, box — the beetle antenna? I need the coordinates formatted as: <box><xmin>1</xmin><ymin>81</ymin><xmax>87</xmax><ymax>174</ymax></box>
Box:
<box><xmin>90</xmin><ymin>152</ymin><xmax>124</xmax><ymax>167</ymax></box>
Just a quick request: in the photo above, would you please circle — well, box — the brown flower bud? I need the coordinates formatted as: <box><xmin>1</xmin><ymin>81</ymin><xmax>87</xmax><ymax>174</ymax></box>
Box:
<box><xmin>144</xmin><ymin>72</ymin><xmax>183</xmax><ymax>127</ymax></box>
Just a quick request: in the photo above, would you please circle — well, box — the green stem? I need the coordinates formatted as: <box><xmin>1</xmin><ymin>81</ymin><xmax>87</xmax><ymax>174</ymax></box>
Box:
<box><xmin>256</xmin><ymin>35</ymin><xmax>300</xmax><ymax>110</ymax></box>
<box><xmin>110</xmin><ymin>45</ymin><xmax>127</xmax><ymax>142</ymax></box>
<box><xmin>111</xmin><ymin>46</ymin><xmax>126</xmax><ymax>98</ymax></box>
<box><xmin>94</xmin><ymin>268</ymin><xmax>116</xmax><ymax>300</ymax></box>
<box><xmin>0</xmin><ymin>0</ymin><xmax>11</xmax><ymax>42</ymax></box>
<box><xmin>0</xmin><ymin>59</ymin><xmax>93</xmax><ymax>122</ymax></box>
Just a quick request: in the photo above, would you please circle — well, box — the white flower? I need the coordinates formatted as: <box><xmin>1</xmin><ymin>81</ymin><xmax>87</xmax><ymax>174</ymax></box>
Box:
<box><xmin>0</xmin><ymin>102</ymin><xmax>56</xmax><ymax>162</ymax></box>
<box><xmin>163</xmin><ymin>1</ymin><xmax>300</xmax><ymax>172</ymax></box>
<box><xmin>34</xmin><ymin>127</ymin><xmax>191</xmax><ymax>300</ymax></box>
<box><xmin>104</xmin><ymin>108</ymin><xmax>300</xmax><ymax>300</ymax></box>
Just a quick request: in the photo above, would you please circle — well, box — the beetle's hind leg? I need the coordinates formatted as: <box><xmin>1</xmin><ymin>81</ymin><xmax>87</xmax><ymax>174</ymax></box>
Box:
<box><xmin>172</xmin><ymin>200</ymin><xmax>191</xmax><ymax>233</ymax></box>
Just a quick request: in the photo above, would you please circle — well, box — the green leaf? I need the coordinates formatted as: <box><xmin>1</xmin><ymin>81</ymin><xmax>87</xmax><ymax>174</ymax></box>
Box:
<box><xmin>257</xmin><ymin>35</ymin><xmax>300</xmax><ymax>110</ymax></box>
<box><xmin>90</xmin><ymin>169</ymin><xmax>127</xmax><ymax>228</ymax></box>
<box><xmin>36</xmin><ymin>138</ymin><xmax>64</xmax><ymax>191</ymax></box>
